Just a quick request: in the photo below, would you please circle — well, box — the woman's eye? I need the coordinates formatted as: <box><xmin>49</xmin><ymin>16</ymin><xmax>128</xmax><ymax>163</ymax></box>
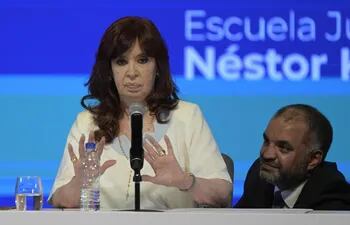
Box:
<box><xmin>115</xmin><ymin>59</ymin><xmax>127</xmax><ymax>65</ymax></box>
<box><xmin>138</xmin><ymin>57</ymin><xmax>149</xmax><ymax>64</ymax></box>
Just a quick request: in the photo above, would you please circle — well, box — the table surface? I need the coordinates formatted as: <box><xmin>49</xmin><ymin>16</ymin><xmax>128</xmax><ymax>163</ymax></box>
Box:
<box><xmin>1</xmin><ymin>208</ymin><xmax>350</xmax><ymax>225</ymax></box>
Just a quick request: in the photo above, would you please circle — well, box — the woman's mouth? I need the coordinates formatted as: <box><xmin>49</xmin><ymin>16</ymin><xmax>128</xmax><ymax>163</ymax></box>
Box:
<box><xmin>125</xmin><ymin>84</ymin><xmax>142</xmax><ymax>92</ymax></box>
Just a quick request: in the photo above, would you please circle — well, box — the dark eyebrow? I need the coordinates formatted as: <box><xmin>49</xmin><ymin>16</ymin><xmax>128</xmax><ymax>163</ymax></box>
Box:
<box><xmin>275</xmin><ymin>140</ymin><xmax>294</xmax><ymax>151</ymax></box>
<box><xmin>262</xmin><ymin>133</ymin><xmax>293</xmax><ymax>151</ymax></box>
<box><xmin>137</xmin><ymin>52</ymin><xmax>148</xmax><ymax>57</ymax></box>
<box><xmin>115</xmin><ymin>54</ymin><xmax>126</xmax><ymax>59</ymax></box>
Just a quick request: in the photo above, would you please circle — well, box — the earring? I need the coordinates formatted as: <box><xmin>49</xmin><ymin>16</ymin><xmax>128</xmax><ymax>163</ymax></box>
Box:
<box><xmin>156</xmin><ymin>72</ymin><xmax>160</xmax><ymax>77</ymax></box>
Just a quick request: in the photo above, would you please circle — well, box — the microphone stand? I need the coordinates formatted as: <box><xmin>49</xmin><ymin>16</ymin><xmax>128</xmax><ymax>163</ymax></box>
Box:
<box><xmin>130</xmin><ymin>113</ymin><xmax>143</xmax><ymax>211</ymax></box>
<box><xmin>128</xmin><ymin>103</ymin><xmax>161</xmax><ymax>212</ymax></box>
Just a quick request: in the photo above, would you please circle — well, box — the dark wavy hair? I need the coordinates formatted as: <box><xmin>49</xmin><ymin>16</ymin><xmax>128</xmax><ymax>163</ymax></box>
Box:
<box><xmin>81</xmin><ymin>16</ymin><xmax>179</xmax><ymax>143</ymax></box>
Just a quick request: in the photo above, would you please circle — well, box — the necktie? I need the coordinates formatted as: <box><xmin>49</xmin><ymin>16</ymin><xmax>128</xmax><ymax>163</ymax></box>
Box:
<box><xmin>272</xmin><ymin>191</ymin><xmax>285</xmax><ymax>208</ymax></box>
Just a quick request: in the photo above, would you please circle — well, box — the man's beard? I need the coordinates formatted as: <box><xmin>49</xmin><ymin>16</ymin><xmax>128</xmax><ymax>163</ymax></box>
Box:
<box><xmin>259</xmin><ymin>158</ymin><xmax>309</xmax><ymax>190</ymax></box>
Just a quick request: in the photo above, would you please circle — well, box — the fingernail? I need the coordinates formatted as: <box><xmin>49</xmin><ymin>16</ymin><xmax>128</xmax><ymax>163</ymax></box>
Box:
<box><xmin>143</xmin><ymin>137</ymin><xmax>149</xmax><ymax>145</ymax></box>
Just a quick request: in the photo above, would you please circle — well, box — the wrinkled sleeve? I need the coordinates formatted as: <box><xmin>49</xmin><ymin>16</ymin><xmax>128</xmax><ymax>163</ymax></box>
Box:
<box><xmin>48</xmin><ymin>112</ymin><xmax>91</xmax><ymax>202</ymax></box>
<box><xmin>186</xmin><ymin>104</ymin><xmax>232</xmax><ymax>183</ymax></box>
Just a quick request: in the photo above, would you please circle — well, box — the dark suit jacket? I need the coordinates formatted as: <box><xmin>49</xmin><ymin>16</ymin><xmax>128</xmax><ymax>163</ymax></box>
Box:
<box><xmin>235</xmin><ymin>159</ymin><xmax>350</xmax><ymax>210</ymax></box>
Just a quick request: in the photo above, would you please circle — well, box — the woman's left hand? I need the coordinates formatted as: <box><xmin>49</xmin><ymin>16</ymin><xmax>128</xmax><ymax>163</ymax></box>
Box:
<box><xmin>142</xmin><ymin>135</ymin><xmax>188</xmax><ymax>189</ymax></box>
<box><xmin>143</xmin><ymin>135</ymin><xmax>232</xmax><ymax>207</ymax></box>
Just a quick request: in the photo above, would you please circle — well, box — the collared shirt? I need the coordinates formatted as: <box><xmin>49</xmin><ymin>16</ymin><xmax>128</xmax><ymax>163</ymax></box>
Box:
<box><xmin>274</xmin><ymin>180</ymin><xmax>308</xmax><ymax>208</ymax></box>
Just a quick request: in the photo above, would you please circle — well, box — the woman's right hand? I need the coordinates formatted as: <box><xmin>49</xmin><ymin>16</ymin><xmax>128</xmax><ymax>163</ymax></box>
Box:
<box><xmin>51</xmin><ymin>132</ymin><xmax>116</xmax><ymax>208</ymax></box>
<box><xmin>68</xmin><ymin>132</ymin><xmax>117</xmax><ymax>184</ymax></box>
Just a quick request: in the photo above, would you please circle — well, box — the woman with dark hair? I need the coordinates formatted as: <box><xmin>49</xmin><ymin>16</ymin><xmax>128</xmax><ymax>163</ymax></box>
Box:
<box><xmin>49</xmin><ymin>16</ymin><xmax>232</xmax><ymax>209</ymax></box>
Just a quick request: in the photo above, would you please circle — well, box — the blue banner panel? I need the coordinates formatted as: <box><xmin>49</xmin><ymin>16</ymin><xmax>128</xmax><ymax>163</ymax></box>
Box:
<box><xmin>0</xmin><ymin>0</ymin><xmax>349</xmax><ymax>207</ymax></box>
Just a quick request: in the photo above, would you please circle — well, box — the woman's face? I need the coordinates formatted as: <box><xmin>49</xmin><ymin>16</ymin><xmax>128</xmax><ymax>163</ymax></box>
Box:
<box><xmin>111</xmin><ymin>39</ymin><xmax>157</xmax><ymax>105</ymax></box>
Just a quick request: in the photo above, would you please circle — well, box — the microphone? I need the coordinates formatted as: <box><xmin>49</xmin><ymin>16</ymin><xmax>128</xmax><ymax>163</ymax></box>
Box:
<box><xmin>129</xmin><ymin>103</ymin><xmax>145</xmax><ymax>171</ymax></box>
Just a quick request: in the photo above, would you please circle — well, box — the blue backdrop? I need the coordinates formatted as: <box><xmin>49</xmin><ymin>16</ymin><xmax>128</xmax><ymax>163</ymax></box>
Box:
<box><xmin>1</xmin><ymin>0</ymin><xmax>349</xmax><ymax>207</ymax></box>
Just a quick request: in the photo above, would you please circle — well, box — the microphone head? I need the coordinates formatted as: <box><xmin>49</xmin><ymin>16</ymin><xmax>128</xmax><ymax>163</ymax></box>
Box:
<box><xmin>129</xmin><ymin>102</ymin><xmax>145</xmax><ymax>116</ymax></box>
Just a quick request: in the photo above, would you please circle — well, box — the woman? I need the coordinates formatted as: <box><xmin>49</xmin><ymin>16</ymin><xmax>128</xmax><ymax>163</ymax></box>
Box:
<box><xmin>50</xmin><ymin>16</ymin><xmax>232</xmax><ymax>209</ymax></box>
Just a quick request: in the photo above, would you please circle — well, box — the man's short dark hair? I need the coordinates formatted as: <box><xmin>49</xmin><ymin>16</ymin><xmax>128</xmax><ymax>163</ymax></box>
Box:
<box><xmin>273</xmin><ymin>104</ymin><xmax>333</xmax><ymax>161</ymax></box>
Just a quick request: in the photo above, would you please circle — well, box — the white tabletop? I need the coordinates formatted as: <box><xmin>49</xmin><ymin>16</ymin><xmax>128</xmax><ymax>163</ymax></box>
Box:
<box><xmin>1</xmin><ymin>208</ymin><xmax>350</xmax><ymax>225</ymax></box>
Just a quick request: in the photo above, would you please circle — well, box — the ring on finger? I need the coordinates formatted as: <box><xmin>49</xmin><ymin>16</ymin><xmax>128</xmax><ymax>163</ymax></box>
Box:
<box><xmin>71</xmin><ymin>157</ymin><xmax>78</xmax><ymax>163</ymax></box>
<box><xmin>158</xmin><ymin>149</ymin><xmax>166</xmax><ymax>157</ymax></box>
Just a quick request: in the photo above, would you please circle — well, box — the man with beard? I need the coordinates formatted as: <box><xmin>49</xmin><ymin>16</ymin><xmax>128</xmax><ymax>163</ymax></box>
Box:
<box><xmin>235</xmin><ymin>104</ymin><xmax>350</xmax><ymax>210</ymax></box>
